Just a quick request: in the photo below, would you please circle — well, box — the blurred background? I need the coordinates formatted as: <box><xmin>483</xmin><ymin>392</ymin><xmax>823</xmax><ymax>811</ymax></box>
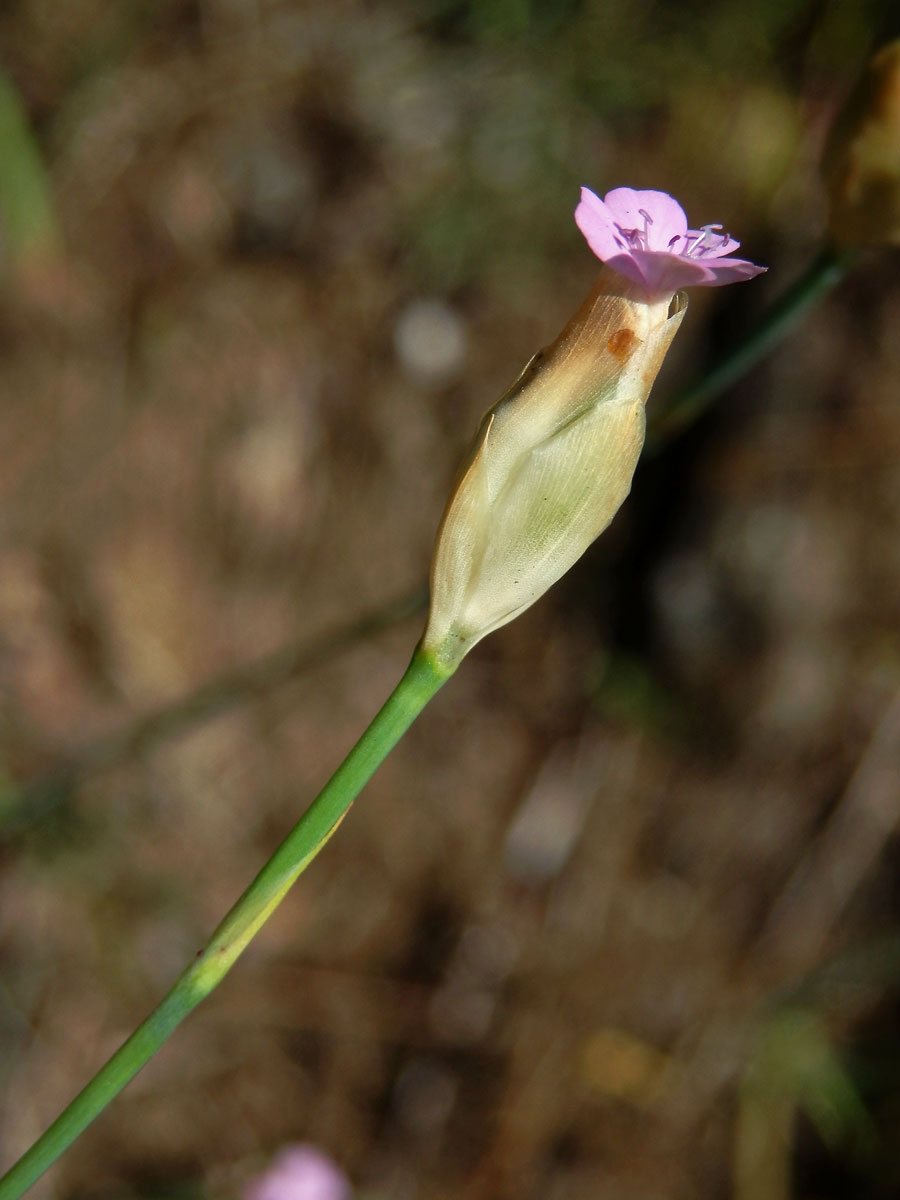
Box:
<box><xmin>1</xmin><ymin>1</ymin><xmax>900</xmax><ymax>1198</ymax></box>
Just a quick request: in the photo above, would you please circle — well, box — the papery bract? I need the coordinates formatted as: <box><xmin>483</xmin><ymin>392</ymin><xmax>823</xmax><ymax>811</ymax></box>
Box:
<box><xmin>422</xmin><ymin>270</ymin><xmax>687</xmax><ymax>670</ymax></box>
<box><xmin>575</xmin><ymin>186</ymin><xmax>766</xmax><ymax>298</ymax></box>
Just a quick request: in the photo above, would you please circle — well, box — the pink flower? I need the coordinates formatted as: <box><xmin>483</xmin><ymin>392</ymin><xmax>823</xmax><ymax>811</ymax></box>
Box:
<box><xmin>575</xmin><ymin>186</ymin><xmax>766</xmax><ymax>298</ymax></box>
<box><xmin>244</xmin><ymin>1145</ymin><xmax>351</xmax><ymax>1200</ymax></box>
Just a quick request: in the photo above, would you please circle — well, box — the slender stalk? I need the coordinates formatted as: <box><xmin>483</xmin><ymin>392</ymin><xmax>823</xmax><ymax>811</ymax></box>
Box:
<box><xmin>648</xmin><ymin>244</ymin><xmax>855</xmax><ymax>445</ymax></box>
<box><xmin>0</xmin><ymin>646</ymin><xmax>451</xmax><ymax>1200</ymax></box>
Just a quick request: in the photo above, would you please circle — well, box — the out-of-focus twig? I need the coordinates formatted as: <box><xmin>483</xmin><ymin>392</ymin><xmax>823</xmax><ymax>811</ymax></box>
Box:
<box><xmin>648</xmin><ymin>244</ymin><xmax>854</xmax><ymax>446</ymax></box>
<box><xmin>728</xmin><ymin>682</ymin><xmax>900</xmax><ymax>1200</ymax></box>
<box><xmin>754</xmin><ymin>688</ymin><xmax>900</xmax><ymax>984</ymax></box>
<box><xmin>679</xmin><ymin>688</ymin><xmax>900</xmax><ymax>1195</ymax></box>
<box><xmin>2</xmin><ymin>585</ymin><xmax>428</xmax><ymax>837</ymax></box>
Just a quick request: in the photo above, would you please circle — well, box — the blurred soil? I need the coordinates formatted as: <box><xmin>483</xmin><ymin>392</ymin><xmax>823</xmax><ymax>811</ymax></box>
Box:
<box><xmin>1</xmin><ymin>3</ymin><xmax>900</xmax><ymax>1199</ymax></box>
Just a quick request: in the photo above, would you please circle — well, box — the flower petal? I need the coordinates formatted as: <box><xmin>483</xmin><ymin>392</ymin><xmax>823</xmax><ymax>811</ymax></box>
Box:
<box><xmin>626</xmin><ymin>248</ymin><xmax>720</xmax><ymax>294</ymax></box>
<box><xmin>603</xmin><ymin>188</ymin><xmax>689</xmax><ymax>250</ymax></box>
<box><xmin>245</xmin><ymin>1146</ymin><xmax>350</xmax><ymax>1200</ymax></box>
<box><xmin>574</xmin><ymin>187</ymin><xmax>629</xmax><ymax>261</ymax></box>
<box><xmin>689</xmin><ymin>256</ymin><xmax>768</xmax><ymax>285</ymax></box>
<box><xmin>574</xmin><ymin>185</ymin><xmax>766</xmax><ymax>299</ymax></box>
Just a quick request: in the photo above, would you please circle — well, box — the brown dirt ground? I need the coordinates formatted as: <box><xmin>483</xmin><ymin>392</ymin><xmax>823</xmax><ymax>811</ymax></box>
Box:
<box><xmin>1</xmin><ymin>3</ymin><xmax>900</xmax><ymax>1199</ymax></box>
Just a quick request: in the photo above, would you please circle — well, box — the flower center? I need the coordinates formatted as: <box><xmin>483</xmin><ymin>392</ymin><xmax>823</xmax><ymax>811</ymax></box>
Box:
<box><xmin>614</xmin><ymin>209</ymin><xmax>656</xmax><ymax>253</ymax></box>
<box><xmin>612</xmin><ymin>214</ymin><xmax>732</xmax><ymax>259</ymax></box>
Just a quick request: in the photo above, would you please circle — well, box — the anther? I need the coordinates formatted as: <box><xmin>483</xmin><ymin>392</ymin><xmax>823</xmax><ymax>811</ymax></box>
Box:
<box><xmin>638</xmin><ymin>208</ymin><xmax>653</xmax><ymax>248</ymax></box>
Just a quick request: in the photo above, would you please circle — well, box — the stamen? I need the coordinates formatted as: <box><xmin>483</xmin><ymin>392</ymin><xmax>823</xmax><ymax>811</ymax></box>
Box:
<box><xmin>684</xmin><ymin>232</ymin><xmax>703</xmax><ymax>257</ymax></box>
<box><xmin>615</xmin><ymin>225</ymin><xmax>642</xmax><ymax>250</ymax></box>
<box><xmin>695</xmin><ymin>224</ymin><xmax>725</xmax><ymax>256</ymax></box>
<box><xmin>638</xmin><ymin>208</ymin><xmax>653</xmax><ymax>249</ymax></box>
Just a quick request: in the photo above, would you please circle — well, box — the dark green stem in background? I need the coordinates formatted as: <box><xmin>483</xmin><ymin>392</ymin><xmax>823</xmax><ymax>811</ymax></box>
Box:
<box><xmin>0</xmin><ymin>648</ymin><xmax>451</xmax><ymax>1200</ymax></box>
<box><xmin>3</xmin><ymin>246</ymin><xmax>856</xmax><ymax>835</ymax></box>
<box><xmin>648</xmin><ymin>243</ymin><xmax>855</xmax><ymax>446</ymax></box>
<box><xmin>2</xmin><ymin>586</ymin><xmax>429</xmax><ymax>839</ymax></box>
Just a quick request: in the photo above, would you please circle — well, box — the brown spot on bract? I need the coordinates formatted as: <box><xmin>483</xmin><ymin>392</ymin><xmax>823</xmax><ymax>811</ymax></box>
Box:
<box><xmin>607</xmin><ymin>328</ymin><xmax>639</xmax><ymax>363</ymax></box>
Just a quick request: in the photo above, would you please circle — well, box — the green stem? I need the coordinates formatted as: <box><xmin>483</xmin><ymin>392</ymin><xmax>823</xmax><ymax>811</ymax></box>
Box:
<box><xmin>0</xmin><ymin>646</ymin><xmax>452</xmax><ymax>1200</ymax></box>
<box><xmin>648</xmin><ymin>243</ymin><xmax>856</xmax><ymax>446</ymax></box>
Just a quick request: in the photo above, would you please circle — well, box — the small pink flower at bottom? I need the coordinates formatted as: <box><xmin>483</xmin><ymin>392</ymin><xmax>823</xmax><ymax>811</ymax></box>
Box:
<box><xmin>575</xmin><ymin>186</ymin><xmax>766</xmax><ymax>299</ymax></box>
<box><xmin>244</xmin><ymin>1145</ymin><xmax>351</xmax><ymax>1200</ymax></box>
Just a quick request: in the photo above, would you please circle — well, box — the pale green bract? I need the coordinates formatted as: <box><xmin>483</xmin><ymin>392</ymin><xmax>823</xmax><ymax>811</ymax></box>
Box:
<box><xmin>423</xmin><ymin>270</ymin><xmax>687</xmax><ymax>670</ymax></box>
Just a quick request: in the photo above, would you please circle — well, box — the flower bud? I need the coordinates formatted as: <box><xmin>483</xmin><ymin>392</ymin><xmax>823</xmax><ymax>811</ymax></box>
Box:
<box><xmin>823</xmin><ymin>40</ymin><xmax>900</xmax><ymax>248</ymax></box>
<box><xmin>422</xmin><ymin>269</ymin><xmax>687</xmax><ymax>670</ymax></box>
